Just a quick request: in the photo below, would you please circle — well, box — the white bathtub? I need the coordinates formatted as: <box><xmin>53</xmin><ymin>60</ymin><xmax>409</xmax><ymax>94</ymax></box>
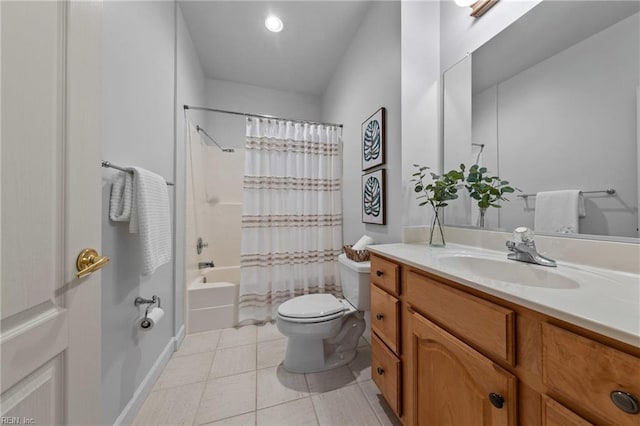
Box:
<box><xmin>187</xmin><ymin>266</ymin><xmax>239</xmax><ymax>333</ymax></box>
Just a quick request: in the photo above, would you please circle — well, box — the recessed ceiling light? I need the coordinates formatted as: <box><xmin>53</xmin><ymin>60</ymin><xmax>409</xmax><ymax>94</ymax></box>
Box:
<box><xmin>265</xmin><ymin>15</ymin><xmax>283</xmax><ymax>33</ymax></box>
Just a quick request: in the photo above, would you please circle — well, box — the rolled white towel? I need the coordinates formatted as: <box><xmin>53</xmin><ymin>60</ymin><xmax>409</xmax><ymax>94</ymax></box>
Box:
<box><xmin>352</xmin><ymin>235</ymin><xmax>374</xmax><ymax>250</ymax></box>
<box><xmin>109</xmin><ymin>171</ymin><xmax>134</xmax><ymax>222</ymax></box>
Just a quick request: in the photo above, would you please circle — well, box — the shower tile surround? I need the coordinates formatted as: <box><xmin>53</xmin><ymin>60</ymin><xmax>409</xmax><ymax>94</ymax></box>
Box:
<box><xmin>185</xmin><ymin>122</ymin><xmax>245</xmax><ymax>333</ymax></box>
<box><xmin>134</xmin><ymin>323</ymin><xmax>400</xmax><ymax>426</ymax></box>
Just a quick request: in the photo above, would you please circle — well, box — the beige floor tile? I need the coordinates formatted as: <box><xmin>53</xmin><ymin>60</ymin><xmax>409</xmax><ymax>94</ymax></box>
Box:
<box><xmin>256</xmin><ymin>398</ymin><xmax>318</xmax><ymax>426</ymax></box>
<box><xmin>348</xmin><ymin>346</ymin><xmax>371</xmax><ymax>383</ymax></box>
<box><xmin>133</xmin><ymin>381</ymin><xmax>205</xmax><ymax>425</ymax></box>
<box><xmin>175</xmin><ymin>330</ymin><xmax>222</xmax><ymax>357</ymax></box>
<box><xmin>257</xmin><ymin>339</ymin><xmax>286</xmax><ymax>369</ymax></box>
<box><xmin>154</xmin><ymin>352</ymin><xmax>214</xmax><ymax>390</ymax></box>
<box><xmin>305</xmin><ymin>366</ymin><xmax>356</xmax><ymax>394</ymax></box>
<box><xmin>256</xmin><ymin>365</ymin><xmax>309</xmax><ymax>409</ymax></box>
<box><xmin>218</xmin><ymin>325</ymin><xmax>258</xmax><ymax>349</ymax></box>
<box><xmin>196</xmin><ymin>371</ymin><xmax>257</xmax><ymax>425</ymax></box>
<box><xmin>208</xmin><ymin>411</ymin><xmax>256</xmax><ymax>426</ymax></box>
<box><xmin>211</xmin><ymin>344</ymin><xmax>257</xmax><ymax>378</ymax></box>
<box><xmin>311</xmin><ymin>384</ymin><xmax>381</xmax><ymax>426</ymax></box>
<box><xmin>256</xmin><ymin>322</ymin><xmax>285</xmax><ymax>342</ymax></box>
<box><xmin>358</xmin><ymin>380</ymin><xmax>402</xmax><ymax>426</ymax></box>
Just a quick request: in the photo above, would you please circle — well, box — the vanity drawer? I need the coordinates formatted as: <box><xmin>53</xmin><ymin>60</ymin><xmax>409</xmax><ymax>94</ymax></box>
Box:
<box><xmin>542</xmin><ymin>323</ymin><xmax>640</xmax><ymax>425</ymax></box>
<box><xmin>406</xmin><ymin>271</ymin><xmax>515</xmax><ymax>365</ymax></box>
<box><xmin>370</xmin><ymin>255</ymin><xmax>400</xmax><ymax>296</ymax></box>
<box><xmin>370</xmin><ymin>284</ymin><xmax>400</xmax><ymax>354</ymax></box>
<box><xmin>371</xmin><ymin>333</ymin><xmax>402</xmax><ymax>417</ymax></box>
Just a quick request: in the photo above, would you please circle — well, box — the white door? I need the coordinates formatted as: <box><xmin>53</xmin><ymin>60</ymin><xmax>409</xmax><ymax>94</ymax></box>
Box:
<box><xmin>1</xmin><ymin>1</ymin><xmax>103</xmax><ymax>424</ymax></box>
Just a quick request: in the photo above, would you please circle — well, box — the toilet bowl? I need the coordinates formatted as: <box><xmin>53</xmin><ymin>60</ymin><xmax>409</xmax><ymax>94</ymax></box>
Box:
<box><xmin>276</xmin><ymin>254</ymin><xmax>371</xmax><ymax>373</ymax></box>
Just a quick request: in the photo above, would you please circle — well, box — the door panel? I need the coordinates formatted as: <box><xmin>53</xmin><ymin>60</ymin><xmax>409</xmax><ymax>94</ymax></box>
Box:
<box><xmin>1</xmin><ymin>357</ymin><xmax>63</xmax><ymax>425</ymax></box>
<box><xmin>1</xmin><ymin>1</ymin><xmax>102</xmax><ymax>424</ymax></box>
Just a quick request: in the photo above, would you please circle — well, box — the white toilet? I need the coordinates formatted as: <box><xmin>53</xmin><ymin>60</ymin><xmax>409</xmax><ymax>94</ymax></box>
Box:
<box><xmin>276</xmin><ymin>254</ymin><xmax>371</xmax><ymax>373</ymax></box>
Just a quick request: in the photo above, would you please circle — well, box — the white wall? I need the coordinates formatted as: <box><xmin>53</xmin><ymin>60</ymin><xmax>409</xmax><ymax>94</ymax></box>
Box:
<box><xmin>202</xmin><ymin>78</ymin><xmax>322</xmax><ymax>151</ymax></box>
<box><xmin>323</xmin><ymin>1</ymin><xmax>401</xmax><ymax>245</ymax></box>
<box><xmin>491</xmin><ymin>13</ymin><xmax>639</xmax><ymax>237</ymax></box>
<box><xmin>401</xmin><ymin>0</ymin><xmax>442</xmax><ymax>232</ymax></box>
<box><xmin>177</xmin><ymin>4</ymin><xmax>207</xmax><ymax>328</ymax></box>
<box><xmin>101</xmin><ymin>2</ymin><xmax>178</xmax><ymax>424</ymax></box>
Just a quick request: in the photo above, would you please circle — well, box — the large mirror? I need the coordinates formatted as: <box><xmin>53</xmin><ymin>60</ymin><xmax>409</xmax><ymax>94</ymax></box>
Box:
<box><xmin>443</xmin><ymin>1</ymin><xmax>640</xmax><ymax>241</ymax></box>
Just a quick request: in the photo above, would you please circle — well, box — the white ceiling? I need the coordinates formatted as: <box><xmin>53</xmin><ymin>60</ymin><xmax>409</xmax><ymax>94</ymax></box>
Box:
<box><xmin>179</xmin><ymin>1</ymin><xmax>372</xmax><ymax>97</ymax></box>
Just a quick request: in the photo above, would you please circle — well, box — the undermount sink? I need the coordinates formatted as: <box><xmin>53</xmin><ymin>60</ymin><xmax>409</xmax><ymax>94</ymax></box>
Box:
<box><xmin>438</xmin><ymin>254</ymin><xmax>580</xmax><ymax>289</ymax></box>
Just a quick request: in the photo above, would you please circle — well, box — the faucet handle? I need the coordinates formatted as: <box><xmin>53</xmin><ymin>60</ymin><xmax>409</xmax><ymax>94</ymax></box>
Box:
<box><xmin>513</xmin><ymin>227</ymin><xmax>535</xmax><ymax>245</ymax></box>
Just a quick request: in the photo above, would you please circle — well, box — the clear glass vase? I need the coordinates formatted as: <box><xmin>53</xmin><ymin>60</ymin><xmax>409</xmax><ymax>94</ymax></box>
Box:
<box><xmin>429</xmin><ymin>207</ymin><xmax>445</xmax><ymax>247</ymax></box>
<box><xmin>479</xmin><ymin>207</ymin><xmax>487</xmax><ymax>228</ymax></box>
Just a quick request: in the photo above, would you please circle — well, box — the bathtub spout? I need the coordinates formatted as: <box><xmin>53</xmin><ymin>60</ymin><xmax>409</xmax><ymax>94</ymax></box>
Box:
<box><xmin>198</xmin><ymin>261</ymin><xmax>215</xmax><ymax>269</ymax></box>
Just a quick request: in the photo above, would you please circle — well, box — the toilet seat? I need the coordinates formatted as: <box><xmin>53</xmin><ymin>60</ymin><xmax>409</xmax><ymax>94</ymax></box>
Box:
<box><xmin>277</xmin><ymin>294</ymin><xmax>347</xmax><ymax>324</ymax></box>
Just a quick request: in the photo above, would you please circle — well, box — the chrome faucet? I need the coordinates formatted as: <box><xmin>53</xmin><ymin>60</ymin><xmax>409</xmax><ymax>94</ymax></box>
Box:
<box><xmin>505</xmin><ymin>227</ymin><xmax>557</xmax><ymax>267</ymax></box>
<box><xmin>198</xmin><ymin>261</ymin><xmax>215</xmax><ymax>269</ymax></box>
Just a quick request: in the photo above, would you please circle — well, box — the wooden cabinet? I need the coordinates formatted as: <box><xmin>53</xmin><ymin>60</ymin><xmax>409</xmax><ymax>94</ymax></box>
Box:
<box><xmin>370</xmin><ymin>255</ymin><xmax>403</xmax><ymax>417</ymax></box>
<box><xmin>369</xmin><ymin>253</ymin><xmax>640</xmax><ymax>426</ymax></box>
<box><xmin>408</xmin><ymin>309</ymin><xmax>517</xmax><ymax>425</ymax></box>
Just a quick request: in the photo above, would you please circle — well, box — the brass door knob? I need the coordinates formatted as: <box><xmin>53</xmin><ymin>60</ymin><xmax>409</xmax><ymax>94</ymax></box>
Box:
<box><xmin>76</xmin><ymin>248</ymin><xmax>110</xmax><ymax>278</ymax></box>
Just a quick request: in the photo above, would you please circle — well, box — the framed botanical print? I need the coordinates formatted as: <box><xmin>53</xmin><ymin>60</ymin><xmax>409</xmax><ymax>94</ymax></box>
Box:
<box><xmin>362</xmin><ymin>169</ymin><xmax>385</xmax><ymax>225</ymax></box>
<box><xmin>361</xmin><ymin>107</ymin><xmax>385</xmax><ymax>171</ymax></box>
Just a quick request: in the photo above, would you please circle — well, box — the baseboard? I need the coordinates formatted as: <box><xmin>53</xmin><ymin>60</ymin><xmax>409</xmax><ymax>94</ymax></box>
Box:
<box><xmin>174</xmin><ymin>324</ymin><xmax>185</xmax><ymax>351</ymax></box>
<box><xmin>113</xmin><ymin>336</ymin><xmax>176</xmax><ymax>426</ymax></box>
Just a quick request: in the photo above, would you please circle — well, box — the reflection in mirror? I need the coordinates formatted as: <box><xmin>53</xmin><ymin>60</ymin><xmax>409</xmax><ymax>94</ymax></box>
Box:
<box><xmin>443</xmin><ymin>1</ymin><xmax>640</xmax><ymax>241</ymax></box>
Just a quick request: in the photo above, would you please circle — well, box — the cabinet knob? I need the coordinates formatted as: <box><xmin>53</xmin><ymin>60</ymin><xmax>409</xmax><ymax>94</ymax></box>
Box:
<box><xmin>376</xmin><ymin>270</ymin><xmax>383</xmax><ymax>277</ymax></box>
<box><xmin>377</xmin><ymin>367</ymin><xmax>384</xmax><ymax>375</ymax></box>
<box><xmin>489</xmin><ymin>393</ymin><xmax>504</xmax><ymax>409</ymax></box>
<box><xmin>376</xmin><ymin>313</ymin><xmax>384</xmax><ymax>320</ymax></box>
<box><xmin>611</xmin><ymin>391</ymin><xmax>640</xmax><ymax>414</ymax></box>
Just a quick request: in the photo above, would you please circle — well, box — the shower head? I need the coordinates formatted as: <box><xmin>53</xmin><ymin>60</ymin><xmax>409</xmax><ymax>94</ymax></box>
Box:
<box><xmin>196</xmin><ymin>125</ymin><xmax>235</xmax><ymax>153</ymax></box>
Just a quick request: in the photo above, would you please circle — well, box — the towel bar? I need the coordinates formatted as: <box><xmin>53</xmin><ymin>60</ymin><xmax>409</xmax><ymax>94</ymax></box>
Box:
<box><xmin>101</xmin><ymin>161</ymin><xmax>174</xmax><ymax>186</ymax></box>
<box><xmin>518</xmin><ymin>189</ymin><xmax>615</xmax><ymax>199</ymax></box>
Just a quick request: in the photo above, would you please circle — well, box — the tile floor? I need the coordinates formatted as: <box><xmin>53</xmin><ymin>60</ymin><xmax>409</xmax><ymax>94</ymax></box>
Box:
<box><xmin>134</xmin><ymin>323</ymin><xmax>401</xmax><ymax>426</ymax></box>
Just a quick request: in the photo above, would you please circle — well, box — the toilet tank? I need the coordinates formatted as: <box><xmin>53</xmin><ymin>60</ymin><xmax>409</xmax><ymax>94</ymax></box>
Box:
<box><xmin>338</xmin><ymin>254</ymin><xmax>371</xmax><ymax>310</ymax></box>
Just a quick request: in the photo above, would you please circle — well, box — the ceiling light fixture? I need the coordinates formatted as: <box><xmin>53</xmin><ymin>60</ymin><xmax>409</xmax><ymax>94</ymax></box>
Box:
<box><xmin>265</xmin><ymin>15</ymin><xmax>283</xmax><ymax>33</ymax></box>
<box><xmin>455</xmin><ymin>0</ymin><xmax>499</xmax><ymax>18</ymax></box>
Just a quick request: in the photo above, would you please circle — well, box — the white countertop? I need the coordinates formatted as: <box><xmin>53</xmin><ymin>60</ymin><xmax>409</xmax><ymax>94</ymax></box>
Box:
<box><xmin>367</xmin><ymin>243</ymin><xmax>640</xmax><ymax>348</ymax></box>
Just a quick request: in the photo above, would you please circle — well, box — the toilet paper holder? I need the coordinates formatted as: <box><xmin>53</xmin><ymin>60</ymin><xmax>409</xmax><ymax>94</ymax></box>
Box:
<box><xmin>134</xmin><ymin>295</ymin><xmax>161</xmax><ymax>319</ymax></box>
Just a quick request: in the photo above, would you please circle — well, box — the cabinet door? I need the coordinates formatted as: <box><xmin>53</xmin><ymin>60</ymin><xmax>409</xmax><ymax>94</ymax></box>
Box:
<box><xmin>408</xmin><ymin>310</ymin><xmax>517</xmax><ymax>426</ymax></box>
<box><xmin>542</xmin><ymin>396</ymin><xmax>593</xmax><ymax>426</ymax></box>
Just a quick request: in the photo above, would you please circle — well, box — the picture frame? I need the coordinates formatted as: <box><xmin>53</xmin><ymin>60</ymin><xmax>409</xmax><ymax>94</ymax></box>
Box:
<box><xmin>362</xmin><ymin>169</ymin><xmax>386</xmax><ymax>225</ymax></box>
<box><xmin>361</xmin><ymin>107</ymin><xmax>385</xmax><ymax>171</ymax></box>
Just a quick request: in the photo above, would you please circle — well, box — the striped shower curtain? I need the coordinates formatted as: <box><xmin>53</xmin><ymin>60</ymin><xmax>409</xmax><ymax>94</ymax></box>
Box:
<box><xmin>239</xmin><ymin>118</ymin><xmax>343</xmax><ymax>324</ymax></box>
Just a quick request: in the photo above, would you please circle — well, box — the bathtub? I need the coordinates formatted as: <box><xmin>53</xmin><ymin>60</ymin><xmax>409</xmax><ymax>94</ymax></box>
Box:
<box><xmin>187</xmin><ymin>266</ymin><xmax>239</xmax><ymax>333</ymax></box>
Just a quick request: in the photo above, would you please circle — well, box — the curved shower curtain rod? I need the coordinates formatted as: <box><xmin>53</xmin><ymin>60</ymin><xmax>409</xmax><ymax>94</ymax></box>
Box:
<box><xmin>184</xmin><ymin>105</ymin><xmax>344</xmax><ymax>129</ymax></box>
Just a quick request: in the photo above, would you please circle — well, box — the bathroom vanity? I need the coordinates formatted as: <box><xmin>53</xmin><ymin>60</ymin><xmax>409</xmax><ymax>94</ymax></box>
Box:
<box><xmin>367</xmin><ymin>244</ymin><xmax>640</xmax><ymax>425</ymax></box>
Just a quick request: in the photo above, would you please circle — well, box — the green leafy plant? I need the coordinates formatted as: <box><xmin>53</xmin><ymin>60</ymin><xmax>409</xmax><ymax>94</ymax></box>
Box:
<box><xmin>411</xmin><ymin>164</ymin><xmax>464</xmax><ymax>246</ymax></box>
<box><xmin>461</xmin><ymin>163</ymin><xmax>518</xmax><ymax>211</ymax></box>
<box><xmin>411</xmin><ymin>165</ymin><xmax>464</xmax><ymax>208</ymax></box>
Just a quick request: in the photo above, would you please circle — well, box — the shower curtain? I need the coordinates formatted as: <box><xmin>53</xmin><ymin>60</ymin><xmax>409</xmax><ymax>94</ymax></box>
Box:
<box><xmin>239</xmin><ymin>118</ymin><xmax>343</xmax><ymax>324</ymax></box>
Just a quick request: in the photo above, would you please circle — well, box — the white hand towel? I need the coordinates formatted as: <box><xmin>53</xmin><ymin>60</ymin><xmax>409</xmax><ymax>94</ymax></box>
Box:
<box><xmin>352</xmin><ymin>235</ymin><xmax>374</xmax><ymax>250</ymax></box>
<box><xmin>130</xmin><ymin>167</ymin><xmax>172</xmax><ymax>276</ymax></box>
<box><xmin>109</xmin><ymin>171</ymin><xmax>134</xmax><ymax>222</ymax></box>
<box><xmin>534</xmin><ymin>190</ymin><xmax>584</xmax><ymax>234</ymax></box>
